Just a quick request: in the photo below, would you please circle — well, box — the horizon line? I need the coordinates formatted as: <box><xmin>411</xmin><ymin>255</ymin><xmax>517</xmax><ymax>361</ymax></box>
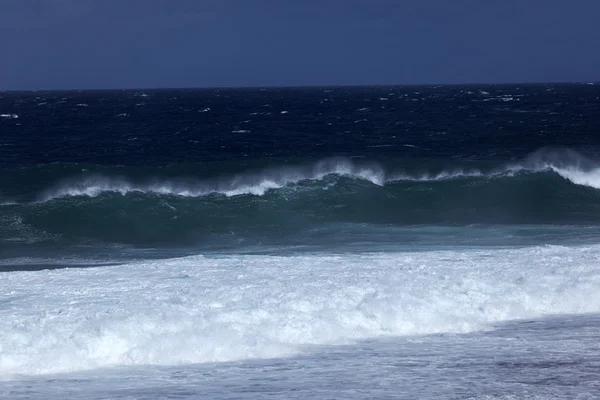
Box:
<box><xmin>1</xmin><ymin>80</ymin><xmax>597</xmax><ymax>93</ymax></box>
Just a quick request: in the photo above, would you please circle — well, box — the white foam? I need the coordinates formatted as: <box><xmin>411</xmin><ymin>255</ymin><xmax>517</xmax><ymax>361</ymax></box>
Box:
<box><xmin>221</xmin><ymin>180</ymin><xmax>281</xmax><ymax>196</ymax></box>
<box><xmin>509</xmin><ymin>148</ymin><xmax>600</xmax><ymax>190</ymax></box>
<box><xmin>1</xmin><ymin>245</ymin><xmax>599</xmax><ymax>377</ymax></box>
<box><xmin>0</xmin><ymin>114</ymin><xmax>18</xmax><ymax>119</ymax></box>
<box><xmin>551</xmin><ymin>166</ymin><xmax>600</xmax><ymax>189</ymax></box>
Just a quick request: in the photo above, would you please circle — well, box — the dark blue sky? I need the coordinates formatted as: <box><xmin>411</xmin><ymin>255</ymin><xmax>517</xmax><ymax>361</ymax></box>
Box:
<box><xmin>1</xmin><ymin>0</ymin><xmax>599</xmax><ymax>89</ymax></box>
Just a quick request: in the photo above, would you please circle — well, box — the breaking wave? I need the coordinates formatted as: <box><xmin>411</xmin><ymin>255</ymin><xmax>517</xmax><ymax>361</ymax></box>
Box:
<box><xmin>3</xmin><ymin>148</ymin><xmax>600</xmax><ymax>248</ymax></box>
<box><xmin>2</xmin><ymin>245</ymin><xmax>600</xmax><ymax>376</ymax></box>
<box><xmin>37</xmin><ymin>158</ymin><xmax>386</xmax><ymax>201</ymax></box>
<box><xmin>7</xmin><ymin>148</ymin><xmax>600</xmax><ymax>203</ymax></box>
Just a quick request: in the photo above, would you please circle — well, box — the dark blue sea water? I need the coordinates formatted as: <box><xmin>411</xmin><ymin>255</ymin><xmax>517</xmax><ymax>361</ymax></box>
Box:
<box><xmin>1</xmin><ymin>84</ymin><xmax>600</xmax><ymax>399</ymax></box>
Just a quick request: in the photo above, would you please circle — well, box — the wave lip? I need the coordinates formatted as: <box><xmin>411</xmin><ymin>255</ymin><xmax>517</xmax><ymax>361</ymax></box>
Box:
<box><xmin>387</xmin><ymin>147</ymin><xmax>600</xmax><ymax>188</ymax></box>
<box><xmin>550</xmin><ymin>166</ymin><xmax>600</xmax><ymax>189</ymax></box>
<box><xmin>5</xmin><ymin>148</ymin><xmax>600</xmax><ymax>206</ymax></box>
<box><xmin>1</xmin><ymin>245</ymin><xmax>600</xmax><ymax>377</ymax></box>
<box><xmin>36</xmin><ymin>158</ymin><xmax>386</xmax><ymax>202</ymax></box>
<box><xmin>509</xmin><ymin>148</ymin><xmax>600</xmax><ymax>189</ymax></box>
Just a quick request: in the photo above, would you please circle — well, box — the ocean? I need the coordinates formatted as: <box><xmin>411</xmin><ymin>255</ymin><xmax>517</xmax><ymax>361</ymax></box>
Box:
<box><xmin>1</xmin><ymin>84</ymin><xmax>600</xmax><ymax>399</ymax></box>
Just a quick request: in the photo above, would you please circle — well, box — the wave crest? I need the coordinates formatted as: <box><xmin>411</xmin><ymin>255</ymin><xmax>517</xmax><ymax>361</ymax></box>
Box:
<box><xmin>514</xmin><ymin>148</ymin><xmax>600</xmax><ymax>189</ymax></box>
<box><xmin>19</xmin><ymin>149</ymin><xmax>600</xmax><ymax>203</ymax></box>
<box><xmin>38</xmin><ymin>158</ymin><xmax>386</xmax><ymax>201</ymax></box>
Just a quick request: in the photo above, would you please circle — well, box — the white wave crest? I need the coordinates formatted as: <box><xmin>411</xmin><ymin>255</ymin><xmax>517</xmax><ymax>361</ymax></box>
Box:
<box><xmin>510</xmin><ymin>148</ymin><xmax>600</xmax><ymax>189</ymax></box>
<box><xmin>551</xmin><ymin>167</ymin><xmax>600</xmax><ymax>189</ymax></box>
<box><xmin>388</xmin><ymin>148</ymin><xmax>600</xmax><ymax>189</ymax></box>
<box><xmin>1</xmin><ymin>245</ymin><xmax>600</xmax><ymax>376</ymax></box>
<box><xmin>29</xmin><ymin>149</ymin><xmax>600</xmax><ymax>202</ymax></box>
<box><xmin>38</xmin><ymin>158</ymin><xmax>386</xmax><ymax>201</ymax></box>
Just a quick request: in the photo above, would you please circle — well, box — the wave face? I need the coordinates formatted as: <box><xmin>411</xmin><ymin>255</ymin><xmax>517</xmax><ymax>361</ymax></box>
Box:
<box><xmin>2</xmin><ymin>148</ymin><xmax>600</xmax><ymax>254</ymax></box>
<box><xmin>2</xmin><ymin>245</ymin><xmax>600</xmax><ymax>376</ymax></box>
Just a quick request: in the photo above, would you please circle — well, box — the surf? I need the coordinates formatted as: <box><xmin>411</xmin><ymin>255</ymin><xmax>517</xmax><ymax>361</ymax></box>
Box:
<box><xmin>2</xmin><ymin>245</ymin><xmax>600</xmax><ymax>377</ymax></box>
<box><xmin>0</xmin><ymin>148</ymin><xmax>597</xmax><ymax>204</ymax></box>
<box><xmin>3</xmin><ymin>148</ymin><xmax>600</xmax><ymax>250</ymax></box>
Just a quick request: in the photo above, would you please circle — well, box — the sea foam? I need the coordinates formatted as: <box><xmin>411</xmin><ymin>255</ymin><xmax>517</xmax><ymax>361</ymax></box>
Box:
<box><xmin>1</xmin><ymin>245</ymin><xmax>600</xmax><ymax>377</ymax></box>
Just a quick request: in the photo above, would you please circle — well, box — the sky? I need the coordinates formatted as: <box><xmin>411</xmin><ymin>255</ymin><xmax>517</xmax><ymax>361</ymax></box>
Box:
<box><xmin>1</xmin><ymin>0</ymin><xmax>599</xmax><ymax>90</ymax></box>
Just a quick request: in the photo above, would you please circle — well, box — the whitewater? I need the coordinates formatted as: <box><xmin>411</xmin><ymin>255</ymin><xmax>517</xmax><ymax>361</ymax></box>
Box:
<box><xmin>1</xmin><ymin>248</ymin><xmax>598</xmax><ymax>374</ymax></box>
<box><xmin>2</xmin><ymin>245</ymin><xmax>600</xmax><ymax>398</ymax></box>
